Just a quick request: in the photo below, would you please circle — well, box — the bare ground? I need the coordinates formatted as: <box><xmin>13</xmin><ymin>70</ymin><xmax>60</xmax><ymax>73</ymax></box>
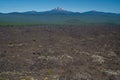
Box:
<box><xmin>0</xmin><ymin>25</ymin><xmax>120</xmax><ymax>80</ymax></box>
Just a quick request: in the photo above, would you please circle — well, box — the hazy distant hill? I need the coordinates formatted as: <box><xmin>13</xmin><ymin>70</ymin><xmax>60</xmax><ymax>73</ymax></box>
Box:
<box><xmin>0</xmin><ymin>7</ymin><xmax>120</xmax><ymax>26</ymax></box>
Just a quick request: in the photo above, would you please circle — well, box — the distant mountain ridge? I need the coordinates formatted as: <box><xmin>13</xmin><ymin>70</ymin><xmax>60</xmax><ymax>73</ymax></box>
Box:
<box><xmin>6</xmin><ymin>7</ymin><xmax>76</xmax><ymax>15</ymax></box>
<box><xmin>1</xmin><ymin>7</ymin><xmax>119</xmax><ymax>15</ymax></box>
<box><xmin>1</xmin><ymin>7</ymin><xmax>118</xmax><ymax>14</ymax></box>
<box><xmin>0</xmin><ymin>7</ymin><xmax>120</xmax><ymax>26</ymax></box>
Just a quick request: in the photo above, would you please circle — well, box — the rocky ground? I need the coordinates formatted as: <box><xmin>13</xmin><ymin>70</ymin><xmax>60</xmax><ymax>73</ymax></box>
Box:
<box><xmin>0</xmin><ymin>25</ymin><xmax>120</xmax><ymax>80</ymax></box>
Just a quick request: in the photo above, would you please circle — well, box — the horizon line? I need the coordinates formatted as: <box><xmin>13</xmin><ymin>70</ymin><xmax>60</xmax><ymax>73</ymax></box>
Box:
<box><xmin>0</xmin><ymin>7</ymin><xmax>119</xmax><ymax>14</ymax></box>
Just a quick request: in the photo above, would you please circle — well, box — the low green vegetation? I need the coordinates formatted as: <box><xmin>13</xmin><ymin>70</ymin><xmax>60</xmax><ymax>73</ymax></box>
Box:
<box><xmin>0</xmin><ymin>13</ymin><xmax>120</xmax><ymax>26</ymax></box>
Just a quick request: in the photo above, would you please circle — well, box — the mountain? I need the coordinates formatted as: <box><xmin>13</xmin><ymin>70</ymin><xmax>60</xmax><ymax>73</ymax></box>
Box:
<box><xmin>38</xmin><ymin>7</ymin><xmax>76</xmax><ymax>15</ymax></box>
<box><xmin>0</xmin><ymin>8</ymin><xmax>120</xmax><ymax>26</ymax></box>
<box><xmin>82</xmin><ymin>10</ymin><xmax>118</xmax><ymax>16</ymax></box>
<box><xmin>6</xmin><ymin>8</ymin><xmax>118</xmax><ymax>15</ymax></box>
<box><xmin>7</xmin><ymin>11</ymin><xmax>38</xmax><ymax>14</ymax></box>
<box><xmin>8</xmin><ymin>12</ymin><xmax>22</xmax><ymax>14</ymax></box>
<box><xmin>7</xmin><ymin>7</ymin><xmax>76</xmax><ymax>15</ymax></box>
<box><xmin>47</xmin><ymin>7</ymin><xmax>74</xmax><ymax>14</ymax></box>
<box><xmin>23</xmin><ymin>10</ymin><xmax>38</xmax><ymax>14</ymax></box>
<box><xmin>52</xmin><ymin>7</ymin><xmax>65</xmax><ymax>11</ymax></box>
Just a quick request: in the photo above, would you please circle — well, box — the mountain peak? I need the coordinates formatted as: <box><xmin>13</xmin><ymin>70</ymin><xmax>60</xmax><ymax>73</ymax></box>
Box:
<box><xmin>90</xmin><ymin>10</ymin><xmax>98</xmax><ymax>12</ymax></box>
<box><xmin>52</xmin><ymin>7</ymin><xmax>65</xmax><ymax>11</ymax></box>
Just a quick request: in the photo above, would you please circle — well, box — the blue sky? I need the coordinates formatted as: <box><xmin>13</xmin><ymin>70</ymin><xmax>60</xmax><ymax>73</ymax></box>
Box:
<box><xmin>0</xmin><ymin>0</ymin><xmax>120</xmax><ymax>13</ymax></box>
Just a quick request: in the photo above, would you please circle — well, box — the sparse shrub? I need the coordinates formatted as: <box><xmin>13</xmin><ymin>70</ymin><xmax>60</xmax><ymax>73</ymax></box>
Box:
<box><xmin>32</xmin><ymin>39</ymin><xmax>36</xmax><ymax>42</ymax></box>
<box><xmin>44</xmin><ymin>77</ymin><xmax>48</xmax><ymax>80</ymax></box>
<box><xmin>20</xmin><ymin>76</ymin><xmax>35</xmax><ymax>80</ymax></box>
<box><xmin>8</xmin><ymin>43</ymin><xmax>14</xmax><ymax>47</ymax></box>
<box><xmin>0</xmin><ymin>78</ymin><xmax>9</xmax><ymax>80</ymax></box>
<box><xmin>91</xmin><ymin>55</ymin><xmax>105</xmax><ymax>64</ymax></box>
<box><xmin>47</xmin><ymin>69</ymin><xmax>52</xmax><ymax>75</ymax></box>
<box><xmin>0</xmin><ymin>53</ymin><xmax>6</xmax><ymax>57</ymax></box>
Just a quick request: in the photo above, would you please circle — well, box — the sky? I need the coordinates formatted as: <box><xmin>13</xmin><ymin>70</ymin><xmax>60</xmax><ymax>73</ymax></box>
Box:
<box><xmin>0</xmin><ymin>0</ymin><xmax>120</xmax><ymax>13</ymax></box>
